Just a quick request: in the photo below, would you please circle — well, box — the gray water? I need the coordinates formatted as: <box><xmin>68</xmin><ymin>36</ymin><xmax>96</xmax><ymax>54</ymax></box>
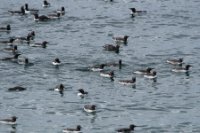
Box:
<box><xmin>0</xmin><ymin>0</ymin><xmax>200</xmax><ymax>132</ymax></box>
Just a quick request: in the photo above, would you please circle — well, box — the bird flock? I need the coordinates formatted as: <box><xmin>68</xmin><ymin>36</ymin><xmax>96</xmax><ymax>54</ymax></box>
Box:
<box><xmin>0</xmin><ymin>0</ymin><xmax>192</xmax><ymax>132</ymax></box>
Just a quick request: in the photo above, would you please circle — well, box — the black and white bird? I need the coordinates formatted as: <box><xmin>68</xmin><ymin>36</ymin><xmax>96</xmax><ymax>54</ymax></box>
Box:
<box><xmin>84</xmin><ymin>105</ymin><xmax>96</xmax><ymax>113</ymax></box>
<box><xmin>1</xmin><ymin>54</ymin><xmax>21</xmax><ymax>61</ymax></box>
<box><xmin>24</xmin><ymin>3</ymin><xmax>39</xmax><ymax>14</ymax></box>
<box><xmin>52</xmin><ymin>58</ymin><xmax>61</xmax><ymax>66</ymax></box>
<box><xmin>103</xmin><ymin>44</ymin><xmax>120</xmax><ymax>53</ymax></box>
<box><xmin>77</xmin><ymin>89</ymin><xmax>88</xmax><ymax>98</ymax></box>
<box><xmin>134</xmin><ymin>67</ymin><xmax>153</xmax><ymax>75</ymax></box>
<box><xmin>100</xmin><ymin>71</ymin><xmax>114</xmax><ymax>81</ymax></box>
<box><xmin>0</xmin><ymin>38</ymin><xmax>15</xmax><ymax>45</ymax></box>
<box><xmin>116</xmin><ymin>124</ymin><xmax>137</xmax><ymax>133</ymax></box>
<box><xmin>54</xmin><ymin>84</ymin><xmax>64</xmax><ymax>95</ymax></box>
<box><xmin>48</xmin><ymin>12</ymin><xmax>61</xmax><ymax>19</ymax></box>
<box><xmin>0</xmin><ymin>24</ymin><xmax>11</xmax><ymax>32</ymax></box>
<box><xmin>172</xmin><ymin>65</ymin><xmax>191</xmax><ymax>73</ymax></box>
<box><xmin>62</xmin><ymin>125</ymin><xmax>81</xmax><ymax>133</ymax></box>
<box><xmin>129</xmin><ymin>8</ymin><xmax>147</xmax><ymax>17</ymax></box>
<box><xmin>0</xmin><ymin>116</ymin><xmax>17</xmax><ymax>125</ymax></box>
<box><xmin>119</xmin><ymin>77</ymin><xmax>136</xmax><ymax>86</ymax></box>
<box><xmin>144</xmin><ymin>71</ymin><xmax>157</xmax><ymax>79</ymax></box>
<box><xmin>105</xmin><ymin>59</ymin><xmax>122</xmax><ymax>69</ymax></box>
<box><xmin>43</xmin><ymin>0</ymin><xmax>51</xmax><ymax>8</ymax></box>
<box><xmin>8</xmin><ymin>86</ymin><xmax>26</xmax><ymax>92</ymax></box>
<box><xmin>54</xmin><ymin>7</ymin><xmax>65</xmax><ymax>15</ymax></box>
<box><xmin>34</xmin><ymin>14</ymin><xmax>50</xmax><ymax>21</ymax></box>
<box><xmin>8</xmin><ymin>6</ymin><xmax>25</xmax><ymax>15</ymax></box>
<box><xmin>3</xmin><ymin>45</ymin><xmax>18</xmax><ymax>54</ymax></box>
<box><xmin>167</xmin><ymin>58</ymin><xmax>183</xmax><ymax>65</ymax></box>
<box><xmin>30</xmin><ymin>41</ymin><xmax>48</xmax><ymax>48</ymax></box>
<box><xmin>112</xmin><ymin>35</ymin><xmax>129</xmax><ymax>44</ymax></box>
<box><xmin>90</xmin><ymin>64</ymin><xmax>105</xmax><ymax>72</ymax></box>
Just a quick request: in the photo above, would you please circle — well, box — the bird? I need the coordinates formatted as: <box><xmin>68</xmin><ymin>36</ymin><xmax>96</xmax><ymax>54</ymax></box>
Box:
<box><xmin>3</xmin><ymin>45</ymin><xmax>18</xmax><ymax>54</ymax></box>
<box><xmin>100</xmin><ymin>71</ymin><xmax>114</xmax><ymax>81</ymax></box>
<box><xmin>52</xmin><ymin>58</ymin><xmax>61</xmax><ymax>66</ymax></box>
<box><xmin>48</xmin><ymin>13</ymin><xmax>61</xmax><ymax>19</ymax></box>
<box><xmin>28</xmin><ymin>31</ymin><xmax>35</xmax><ymax>40</ymax></box>
<box><xmin>54</xmin><ymin>84</ymin><xmax>64</xmax><ymax>95</ymax></box>
<box><xmin>43</xmin><ymin>0</ymin><xmax>51</xmax><ymax>8</ymax></box>
<box><xmin>103</xmin><ymin>44</ymin><xmax>120</xmax><ymax>53</ymax></box>
<box><xmin>105</xmin><ymin>59</ymin><xmax>122</xmax><ymax>69</ymax></box>
<box><xmin>17</xmin><ymin>57</ymin><xmax>29</xmax><ymax>65</ymax></box>
<box><xmin>84</xmin><ymin>105</ymin><xmax>96</xmax><ymax>113</ymax></box>
<box><xmin>119</xmin><ymin>77</ymin><xmax>136</xmax><ymax>86</ymax></box>
<box><xmin>116</xmin><ymin>124</ymin><xmax>137</xmax><ymax>133</ymax></box>
<box><xmin>29</xmin><ymin>41</ymin><xmax>48</xmax><ymax>48</ymax></box>
<box><xmin>166</xmin><ymin>58</ymin><xmax>183</xmax><ymax>65</ymax></box>
<box><xmin>8</xmin><ymin>86</ymin><xmax>26</xmax><ymax>92</ymax></box>
<box><xmin>129</xmin><ymin>8</ymin><xmax>147</xmax><ymax>17</ymax></box>
<box><xmin>90</xmin><ymin>64</ymin><xmax>105</xmax><ymax>72</ymax></box>
<box><xmin>0</xmin><ymin>24</ymin><xmax>11</xmax><ymax>32</ymax></box>
<box><xmin>8</xmin><ymin>6</ymin><xmax>25</xmax><ymax>15</ymax></box>
<box><xmin>134</xmin><ymin>67</ymin><xmax>153</xmax><ymax>75</ymax></box>
<box><xmin>10</xmin><ymin>34</ymin><xmax>33</xmax><ymax>43</ymax></box>
<box><xmin>0</xmin><ymin>38</ymin><xmax>15</xmax><ymax>45</ymax></box>
<box><xmin>112</xmin><ymin>35</ymin><xmax>129</xmax><ymax>44</ymax></box>
<box><xmin>77</xmin><ymin>89</ymin><xmax>88</xmax><ymax>98</ymax></box>
<box><xmin>34</xmin><ymin>14</ymin><xmax>50</xmax><ymax>21</ymax></box>
<box><xmin>24</xmin><ymin>3</ymin><xmax>39</xmax><ymax>14</ymax></box>
<box><xmin>172</xmin><ymin>65</ymin><xmax>191</xmax><ymax>73</ymax></box>
<box><xmin>62</xmin><ymin>125</ymin><xmax>81</xmax><ymax>133</ymax></box>
<box><xmin>0</xmin><ymin>116</ymin><xmax>17</xmax><ymax>125</ymax></box>
<box><xmin>144</xmin><ymin>71</ymin><xmax>157</xmax><ymax>79</ymax></box>
<box><xmin>54</xmin><ymin>7</ymin><xmax>65</xmax><ymax>15</ymax></box>
<box><xmin>1</xmin><ymin>54</ymin><xmax>21</xmax><ymax>61</ymax></box>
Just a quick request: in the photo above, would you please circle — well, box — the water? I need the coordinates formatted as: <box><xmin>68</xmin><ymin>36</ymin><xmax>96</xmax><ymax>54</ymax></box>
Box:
<box><xmin>0</xmin><ymin>0</ymin><xmax>200</xmax><ymax>132</ymax></box>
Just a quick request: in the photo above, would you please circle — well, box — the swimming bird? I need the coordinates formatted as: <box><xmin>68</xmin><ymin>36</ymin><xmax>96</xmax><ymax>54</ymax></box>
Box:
<box><xmin>100</xmin><ymin>71</ymin><xmax>114</xmax><ymax>81</ymax></box>
<box><xmin>84</xmin><ymin>105</ymin><xmax>96</xmax><ymax>113</ymax></box>
<box><xmin>3</xmin><ymin>45</ymin><xmax>18</xmax><ymax>54</ymax></box>
<box><xmin>166</xmin><ymin>58</ymin><xmax>183</xmax><ymax>65</ymax></box>
<box><xmin>62</xmin><ymin>125</ymin><xmax>81</xmax><ymax>133</ymax></box>
<box><xmin>105</xmin><ymin>59</ymin><xmax>122</xmax><ymax>69</ymax></box>
<box><xmin>28</xmin><ymin>31</ymin><xmax>35</xmax><ymax>40</ymax></box>
<box><xmin>52</xmin><ymin>58</ymin><xmax>61</xmax><ymax>66</ymax></box>
<box><xmin>129</xmin><ymin>8</ymin><xmax>147</xmax><ymax>17</ymax></box>
<box><xmin>10</xmin><ymin>34</ymin><xmax>33</xmax><ymax>43</ymax></box>
<box><xmin>119</xmin><ymin>77</ymin><xmax>136</xmax><ymax>86</ymax></box>
<box><xmin>77</xmin><ymin>89</ymin><xmax>88</xmax><ymax>98</ymax></box>
<box><xmin>112</xmin><ymin>35</ymin><xmax>129</xmax><ymax>44</ymax></box>
<box><xmin>0</xmin><ymin>38</ymin><xmax>14</xmax><ymax>45</ymax></box>
<box><xmin>103</xmin><ymin>44</ymin><xmax>120</xmax><ymax>53</ymax></box>
<box><xmin>8</xmin><ymin>6</ymin><xmax>25</xmax><ymax>15</ymax></box>
<box><xmin>17</xmin><ymin>57</ymin><xmax>29</xmax><ymax>65</ymax></box>
<box><xmin>1</xmin><ymin>54</ymin><xmax>21</xmax><ymax>61</ymax></box>
<box><xmin>29</xmin><ymin>41</ymin><xmax>48</xmax><ymax>48</ymax></box>
<box><xmin>55</xmin><ymin>7</ymin><xmax>65</xmax><ymax>15</ymax></box>
<box><xmin>8</xmin><ymin>86</ymin><xmax>26</xmax><ymax>92</ymax></box>
<box><xmin>144</xmin><ymin>71</ymin><xmax>157</xmax><ymax>79</ymax></box>
<box><xmin>48</xmin><ymin>12</ymin><xmax>61</xmax><ymax>19</ymax></box>
<box><xmin>43</xmin><ymin>0</ymin><xmax>51</xmax><ymax>8</ymax></box>
<box><xmin>0</xmin><ymin>116</ymin><xmax>17</xmax><ymax>125</ymax></box>
<box><xmin>0</xmin><ymin>24</ymin><xmax>11</xmax><ymax>32</ymax></box>
<box><xmin>172</xmin><ymin>65</ymin><xmax>191</xmax><ymax>73</ymax></box>
<box><xmin>34</xmin><ymin>14</ymin><xmax>50</xmax><ymax>21</ymax></box>
<box><xmin>24</xmin><ymin>3</ymin><xmax>39</xmax><ymax>14</ymax></box>
<box><xmin>90</xmin><ymin>64</ymin><xmax>105</xmax><ymax>72</ymax></box>
<box><xmin>116</xmin><ymin>124</ymin><xmax>137</xmax><ymax>133</ymax></box>
<box><xmin>54</xmin><ymin>84</ymin><xmax>64</xmax><ymax>95</ymax></box>
<box><xmin>134</xmin><ymin>67</ymin><xmax>153</xmax><ymax>75</ymax></box>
